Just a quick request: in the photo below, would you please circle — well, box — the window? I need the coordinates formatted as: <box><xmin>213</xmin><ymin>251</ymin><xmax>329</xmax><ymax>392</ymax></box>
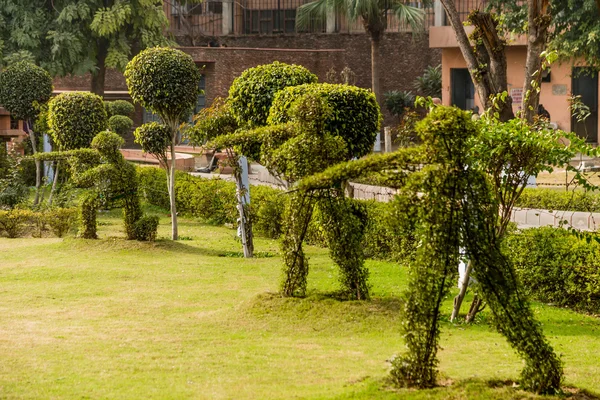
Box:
<box><xmin>9</xmin><ymin>116</ymin><xmax>18</xmax><ymax>130</ymax></box>
<box><xmin>208</xmin><ymin>1</ymin><xmax>223</xmax><ymax>14</ymax></box>
<box><xmin>243</xmin><ymin>9</ymin><xmax>297</xmax><ymax>34</ymax></box>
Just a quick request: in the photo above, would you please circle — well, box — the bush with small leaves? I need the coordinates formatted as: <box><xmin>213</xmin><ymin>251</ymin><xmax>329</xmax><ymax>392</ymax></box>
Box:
<box><xmin>134</xmin><ymin>215</ymin><xmax>159</xmax><ymax>241</ymax></box>
<box><xmin>46</xmin><ymin>207</ymin><xmax>78</xmax><ymax>237</ymax></box>
<box><xmin>48</xmin><ymin>92</ymin><xmax>108</xmax><ymax>150</ymax></box>
<box><xmin>0</xmin><ymin>61</ymin><xmax>53</xmax><ymax>122</ymax></box>
<box><xmin>0</xmin><ymin>209</ymin><xmax>33</xmax><ymax>238</ymax></box>
<box><xmin>268</xmin><ymin>83</ymin><xmax>381</xmax><ymax>159</ymax></box>
<box><xmin>228</xmin><ymin>61</ymin><xmax>318</xmax><ymax>127</ymax></box>
<box><xmin>133</xmin><ymin>122</ymin><xmax>172</xmax><ymax>163</ymax></box>
<box><xmin>108</xmin><ymin>115</ymin><xmax>134</xmax><ymax>137</ymax></box>
<box><xmin>105</xmin><ymin>100</ymin><xmax>135</xmax><ymax>117</ymax></box>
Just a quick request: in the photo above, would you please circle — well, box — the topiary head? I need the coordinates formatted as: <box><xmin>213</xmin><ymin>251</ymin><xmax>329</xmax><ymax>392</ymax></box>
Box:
<box><xmin>92</xmin><ymin>130</ymin><xmax>125</xmax><ymax>158</ymax></box>
<box><xmin>0</xmin><ymin>61</ymin><xmax>53</xmax><ymax>121</ymax></box>
<box><xmin>228</xmin><ymin>61</ymin><xmax>318</xmax><ymax>128</ymax></box>
<box><xmin>133</xmin><ymin>122</ymin><xmax>172</xmax><ymax>158</ymax></box>
<box><xmin>125</xmin><ymin>47</ymin><xmax>201</xmax><ymax>126</ymax></box>
<box><xmin>48</xmin><ymin>92</ymin><xmax>108</xmax><ymax>150</ymax></box>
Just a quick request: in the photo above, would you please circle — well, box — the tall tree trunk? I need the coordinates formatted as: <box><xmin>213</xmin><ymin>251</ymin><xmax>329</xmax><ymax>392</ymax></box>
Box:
<box><xmin>24</xmin><ymin>120</ymin><xmax>42</xmax><ymax>206</ymax></box>
<box><xmin>370</xmin><ymin>36</ymin><xmax>381</xmax><ymax>102</ymax></box>
<box><xmin>169</xmin><ymin>143</ymin><xmax>178</xmax><ymax>240</ymax></box>
<box><xmin>439</xmin><ymin>0</ymin><xmax>514</xmax><ymax>121</ymax></box>
<box><xmin>522</xmin><ymin>0</ymin><xmax>551</xmax><ymax>123</ymax></box>
<box><xmin>91</xmin><ymin>40</ymin><xmax>108</xmax><ymax>97</ymax></box>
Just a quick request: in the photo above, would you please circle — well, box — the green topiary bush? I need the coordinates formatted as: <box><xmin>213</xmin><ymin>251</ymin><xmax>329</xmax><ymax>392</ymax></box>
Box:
<box><xmin>505</xmin><ymin>226</ymin><xmax>600</xmax><ymax>314</ymax></box>
<box><xmin>0</xmin><ymin>209</ymin><xmax>33</xmax><ymax>238</ymax></box>
<box><xmin>105</xmin><ymin>100</ymin><xmax>135</xmax><ymax>117</ymax></box>
<box><xmin>228</xmin><ymin>61</ymin><xmax>318</xmax><ymax>127</ymax></box>
<box><xmin>48</xmin><ymin>92</ymin><xmax>108</xmax><ymax>150</ymax></box>
<box><xmin>46</xmin><ymin>207</ymin><xmax>78</xmax><ymax>238</ymax></box>
<box><xmin>267</xmin><ymin>83</ymin><xmax>381</xmax><ymax>159</ymax></box>
<box><xmin>108</xmin><ymin>115</ymin><xmax>134</xmax><ymax>137</ymax></box>
<box><xmin>516</xmin><ymin>188</ymin><xmax>600</xmax><ymax>212</ymax></box>
<box><xmin>0</xmin><ymin>61</ymin><xmax>53</xmax><ymax>122</ymax></box>
<box><xmin>134</xmin><ymin>215</ymin><xmax>160</xmax><ymax>241</ymax></box>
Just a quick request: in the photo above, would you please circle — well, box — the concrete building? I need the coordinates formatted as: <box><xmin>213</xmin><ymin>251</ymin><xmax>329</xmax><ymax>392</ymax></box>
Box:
<box><xmin>429</xmin><ymin>0</ymin><xmax>598</xmax><ymax>142</ymax></box>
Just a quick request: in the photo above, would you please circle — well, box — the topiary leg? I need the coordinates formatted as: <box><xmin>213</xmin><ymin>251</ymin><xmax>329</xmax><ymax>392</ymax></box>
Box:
<box><xmin>80</xmin><ymin>192</ymin><xmax>99</xmax><ymax>239</ymax></box>
<box><xmin>123</xmin><ymin>192</ymin><xmax>143</xmax><ymax>240</ymax></box>
<box><xmin>317</xmin><ymin>191</ymin><xmax>370</xmax><ymax>300</ymax></box>
<box><xmin>280</xmin><ymin>192</ymin><xmax>315</xmax><ymax>297</ymax></box>
<box><xmin>462</xmin><ymin>176</ymin><xmax>563</xmax><ymax>394</ymax></box>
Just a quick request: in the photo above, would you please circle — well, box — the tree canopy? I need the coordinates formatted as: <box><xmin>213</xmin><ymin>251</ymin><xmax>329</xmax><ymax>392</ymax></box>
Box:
<box><xmin>0</xmin><ymin>0</ymin><xmax>171</xmax><ymax>95</ymax></box>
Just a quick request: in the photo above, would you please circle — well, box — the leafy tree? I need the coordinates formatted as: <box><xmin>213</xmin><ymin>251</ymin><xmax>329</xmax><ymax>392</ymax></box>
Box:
<box><xmin>47</xmin><ymin>91</ymin><xmax>108</xmax><ymax>204</ymax></box>
<box><xmin>126</xmin><ymin>47</ymin><xmax>201</xmax><ymax>240</ymax></box>
<box><xmin>228</xmin><ymin>61</ymin><xmax>318</xmax><ymax>128</ymax></box>
<box><xmin>296</xmin><ymin>0</ymin><xmax>428</xmax><ymax>102</ymax></box>
<box><xmin>0</xmin><ymin>61</ymin><xmax>53</xmax><ymax>205</ymax></box>
<box><xmin>0</xmin><ymin>0</ymin><xmax>171</xmax><ymax>96</ymax></box>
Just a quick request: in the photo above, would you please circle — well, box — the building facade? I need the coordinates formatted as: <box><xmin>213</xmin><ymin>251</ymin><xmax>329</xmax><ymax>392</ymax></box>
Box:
<box><xmin>429</xmin><ymin>0</ymin><xmax>599</xmax><ymax>142</ymax></box>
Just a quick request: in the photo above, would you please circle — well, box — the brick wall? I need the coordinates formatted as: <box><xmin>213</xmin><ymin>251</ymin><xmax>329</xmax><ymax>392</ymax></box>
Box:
<box><xmin>52</xmin><ymin>32</ymin><xmax>440</xmax><ymax>146</ymax></box>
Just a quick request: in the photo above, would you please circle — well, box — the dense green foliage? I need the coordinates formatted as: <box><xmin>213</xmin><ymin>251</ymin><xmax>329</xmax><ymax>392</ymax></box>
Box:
<box><xmin>516</xmin><ymin>188</ymin><xmax>600</xmax><ymax>212</ymax></box>
<box><xmin>105</xmin><ymin>100</ymin><xmax>135</xmax><ymax>118</ymax></box>
<box><xmin>0</xmin><ymin>0</ymin><xmax>170</xmax><ymax>95</ymax></box>
<box><xmin>268</xmin><ymin>83</ymin><xmax>381</xmax><ymax>159</ymax></box>
<box><xmin>133</xmin><ymin>122</ymin><xmax>172</xmax><ymax>165</ymax></box>
<box><xmin>228</xmin><ymin>61</ymin><xmax>318</xmax><ymax>127</ymax></box>
<box><xmin>48</xmin><ymin>92</ymin><xmax>108</xmax><ymax>150</ymax></box>
<box><xmin>505</xmin><ymin>227</ymin><xmax>600</xmax><ymax>314</ymax></box>
<box><xmin>383</xmin><ymin>90</ymin><xmax>415</xmax><ymax>119</ymax></box>
<box><xmin>187</xmin><ymin>98</ymin><xmax>238</xmax><ymax>145</ymax></box>
<box><xmin>125</xmin><ymin>47</ymin><xmax>201</xmax><ymax>126</ymax></box>
<box><xmin>0</xmin><ymin>207</ymin><xmax>77</xmax><ymax>238</ymax></box>
<box><xmin>108</xmin><ymin>115</ymin><xmax>134</xmax><ymax>137</ymax></box>
<box><xmin>0</xmin><ymin>61</ymin><xmax>53</xmax><ymax>121</ymax></box>
<box><xmin>413</xmin><ymin>64</ymin><xmax>442</xmax><ymax>98</ymax></box>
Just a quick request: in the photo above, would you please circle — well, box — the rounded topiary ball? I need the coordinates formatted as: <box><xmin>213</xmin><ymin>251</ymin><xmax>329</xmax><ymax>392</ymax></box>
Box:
<box><xmin>48</xmin><ymin>92</ymin><xmax>108</xmax><ymax>150</ymax></box>
<box><xmin>228</xmin><ymin>61</ymin><xmax>318</xmax><ymax>128</ymax></box>
<box><xmin>108</xmin><ymin>115</ymin><xmax>134</xmax><ymax>136</ymax></box>
<box><xmin>133</xmin><ymin>122</ymin><xmax>172</xmax><ymax>156</ymax></box>
<box><xmin>0</xmin><ymin>61</ymin><xmax>53</xmax><ymax>121</ymax></box>
<box><xmin>92</xmin><ymin>130</ymin><xmax>125</xmax><ymax>156</ymax></box>
<box><xmin>105</xmin><ymin>100</ymin><xmax>135</xmax><ymax>117</ymax></box>
<box><xmin>268</xmin><ymin>83</ymin><xmax>381</xmax><ymax>159</ymax></box>
<box><xmin>125</xmin><ymin>47</ymin><xmax>201</xmax><ymax>124</ymax></box>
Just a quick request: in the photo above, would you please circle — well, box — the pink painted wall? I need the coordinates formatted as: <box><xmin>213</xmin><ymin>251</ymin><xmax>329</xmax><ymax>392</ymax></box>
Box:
<box><xmin>441</xmin><ymin>47</ymin><xmax>596</xmax><ymax>136</ymax></box>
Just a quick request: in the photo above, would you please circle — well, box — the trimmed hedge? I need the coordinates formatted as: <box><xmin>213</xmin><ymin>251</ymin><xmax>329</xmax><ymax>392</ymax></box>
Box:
<box><xmin>516</xmin><ymin>188</ymin><xmax>600</xmax><ymax>212</ymax></box>
<box><xmin>0</xmin><ymin>208</ymin><xmax>78</xmax><ymax>238</ymax></box>
<box><xmin>228</xmin><ymin>61</ymin><xmax>318</xmax><ymax>127</ymax></box>
<box><xmin>504</xmin><ymin>227</ymin><xmax>600</xmax><ymax>314</ymax></box>
<box><xmin>267</xmin><ymin>83</ymin><xmax>381</xmax><ymax>159</ymax></box>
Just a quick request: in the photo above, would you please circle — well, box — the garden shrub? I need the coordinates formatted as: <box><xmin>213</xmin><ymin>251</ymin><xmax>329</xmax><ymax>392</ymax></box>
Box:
<box><xmin>250</xmin><ymin>184</ymin><xmax>287</xmax><ymax>238</ymax></box>
<box><xmin>46</xmin><ymin>207</ymin><xmax>78</xmax><ymax>238</ymax></box>
<box><xmin>384</xmin><ymin>90</ymin><xmax>415</xmax><ymax>119</ymax></box>
<box><xmin>134</xmin><ymin>215</ymin><xmax>160</xmax><ymax>241</ymax></box>
<box><xmin>228</xmin><ymin>61</ymin><xmax>318</xmax><ymax>127</ymax></box>
<box><xmin>108</xmin><ymin>115</ymin><xmax>134</xmax><ymax>137</ymax></box>
<box><xmin>0</xmin><ymin>209</ymin><xmax>33</xmax><ymax>238</ymax></box>
<box><xmin>48</xmin><ymin>92</ymin><xmax>108</xmax><ymax>150</ymax></box>
<box><xmin>104</xmin><ymin>100</ymin><xmax>135</xmax><ymax>118</ymax></box>
<box><xmin>516</xmin><ymin>188</ymin><xmax>600</xmax><ymax>212</ymax></box>
<box><xmin>267</xmin><ymin>83</ymin><xmax>381</xmax><ymax>159</ymax></box>
<box><xmin>505</xmin><ymin>226</ymin><xmax>600</xmax><ymax>314</ymax></box>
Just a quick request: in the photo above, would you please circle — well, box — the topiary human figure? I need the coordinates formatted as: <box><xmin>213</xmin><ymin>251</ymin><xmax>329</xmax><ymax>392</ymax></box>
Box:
<box><xmin>297</xmin><ymin>106</ymin><xmax>565</xmax><ymax>394</ymax></box>
<box><xmin>211</xmin><ymin>85</ymin><xmax>380</xmax><ymax>299</ymax></box>
<box><xmin>47</xmin><ymin>91</ymin><xmax>108</xmax><ymax>205</ymax></box>
<box><xmin>0</xmin><ymin>61</ymin><xmax>53</xmax><ymax>205</ymax></box>
<box><xmin>125</xmin><ymin>47</ymin><xmax>201</xmax><ymax>240</ymax></box>
<box><xmin>36</xmin><ymin>131</ymin><xmax>158</xmax><ymax>241</ymax></box>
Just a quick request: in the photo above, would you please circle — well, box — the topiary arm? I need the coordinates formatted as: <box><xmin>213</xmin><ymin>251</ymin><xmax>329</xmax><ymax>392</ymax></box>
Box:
<box><xmin>296</xmin><ymin>147</ymin><xmax>425</xmax><ymax>192</ymax></box>
<box><xmin>33</xmin><ymin>149</ymin><xmax>101</xmax><ymax>164</ymax></box>
<box><xmin>73</xmin><ymin>164</ymin><xmax>117</xmax><ymax>188</ymax></box>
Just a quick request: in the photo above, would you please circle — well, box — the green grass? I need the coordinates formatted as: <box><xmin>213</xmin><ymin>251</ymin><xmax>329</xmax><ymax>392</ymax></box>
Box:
<box><xmin>0</xmin><ymin>212</ymin><xmax>599</xmax><ymax>399</ymax></box>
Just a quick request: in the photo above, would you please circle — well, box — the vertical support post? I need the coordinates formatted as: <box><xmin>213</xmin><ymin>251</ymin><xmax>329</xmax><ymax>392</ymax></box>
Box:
<box><xmin>326</xmin><ymin>9</ymin><xmax>336</xmax><ymax>33</ymax></box>
<box><xmin>222</xmin><ymin>0</ymin><xmax>233</xmax><ymax>35</ymax></box>
<box><xmin>434</xmin><ymin>0</ymin><xmax>445</xmax><ymax>26</ymax></box>
<box><xmin>373</xmin><ymin>131</ymin><xmax>381</xmax><ymax>152</ymax></box>
<box><xmin>384</xmin><ymin>126</ymin><xmax>392</xmax><ymax>153</ymax></box>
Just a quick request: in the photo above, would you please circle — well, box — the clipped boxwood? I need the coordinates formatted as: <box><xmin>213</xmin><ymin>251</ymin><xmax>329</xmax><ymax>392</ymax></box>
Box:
<box><xmin>516</xmin><ymin>188</ymin><xmax>600</xmax><ymax>212</ymax></box>
<box><xmin>267</xmin><ymin>83</ymin><xmax>381</xmax><ymax>158</ymax></box>
<box><xmin>0</xmin><ymin>61</ymin><xmax>53</xmax><ymax>121</ymax></box>
<box><xmin>108</xmin><ymin>115</ymin><xmax>134</xmax><ymax>136</ymax></box>
<box><xmin>105</xmin><ymin>100</ymin><xmax>135</xmax><ymax>117</ymax></box>
<box><xmin>125</xmin><ymin>47</ymin><xmax>201</xmax><ymax>124</ymax></box>
<box><xmin>228</xmin><ymin>61</ymin><xmax>318</xmax><ymax>127</ymax></box>
<box><xmin>48</xmin><ymin>92</ymin><xmax>108</xmax><ymax>150</ymax></box>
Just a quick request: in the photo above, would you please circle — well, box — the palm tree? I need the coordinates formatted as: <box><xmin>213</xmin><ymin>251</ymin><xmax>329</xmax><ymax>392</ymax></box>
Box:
<box><xmin>296</xmin><ymin>0</ymin><xmax>430</xmax><ymax>102</ymax></box>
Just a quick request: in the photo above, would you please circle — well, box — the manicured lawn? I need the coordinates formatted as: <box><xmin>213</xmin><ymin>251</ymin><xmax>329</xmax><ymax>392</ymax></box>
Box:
<box><xmin>0</xmin><ymin>212</ymin><xmax>599</xmax><ymax>399</ymax></box>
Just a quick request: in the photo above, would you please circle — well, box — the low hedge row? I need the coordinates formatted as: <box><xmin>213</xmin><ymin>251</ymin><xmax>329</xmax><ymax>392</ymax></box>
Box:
<box><xmin>515</xmin><ymin>188</ymin><xmax>600</xmax><ymax>212</ymax></box>
<box><xmin>0</xmin><ymin>207</ymin><xmax>78</xmax><ymax>238</ymax></box>
<box><xmin>504</xmin><ymin>227</ymin><xmax>600</xmax><ymax>314</ymax></box>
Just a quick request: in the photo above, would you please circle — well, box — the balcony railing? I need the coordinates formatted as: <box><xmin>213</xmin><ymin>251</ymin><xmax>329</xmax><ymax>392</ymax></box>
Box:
<box><xmin>167</xmin><ymin>0</ymin><xmax>435</xmax><ymax>38</ymax></box>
